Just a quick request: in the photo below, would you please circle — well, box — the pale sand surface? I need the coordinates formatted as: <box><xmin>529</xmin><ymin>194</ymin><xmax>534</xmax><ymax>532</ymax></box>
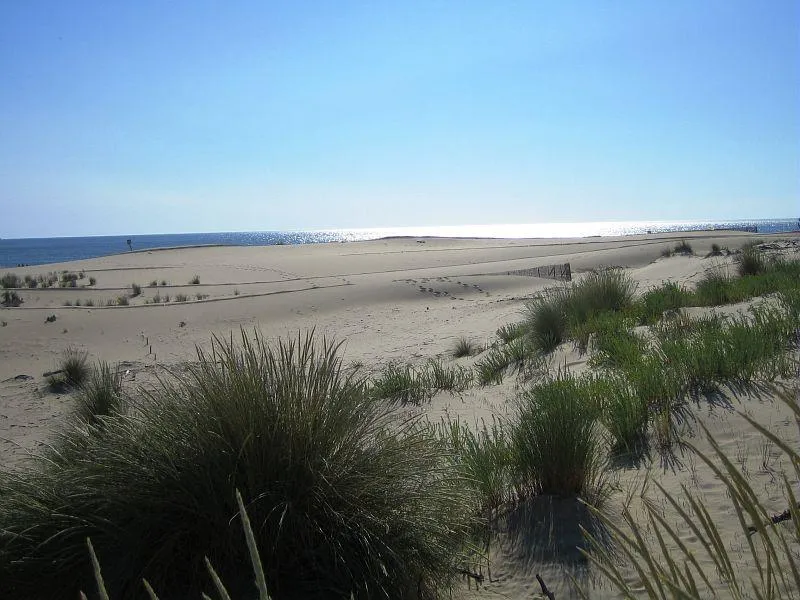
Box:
<box><xmin>1</xmin><ymin>230</ymin><xmax>799</xmax><ymax>598</ymax></box>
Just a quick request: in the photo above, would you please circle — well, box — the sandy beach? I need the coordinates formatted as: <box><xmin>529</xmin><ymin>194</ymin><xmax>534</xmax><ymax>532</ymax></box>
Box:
<box><xmin>2</xmin><ymin>229</ymin><xmax>799</xmax><ymax>598</ymax></box>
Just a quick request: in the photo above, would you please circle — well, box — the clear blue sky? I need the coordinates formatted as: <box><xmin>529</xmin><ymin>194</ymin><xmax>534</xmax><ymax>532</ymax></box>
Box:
<box><xmin>1</xmin><ymin>1</ymin><xmax>798</xmax><ymax>238</ymax></box>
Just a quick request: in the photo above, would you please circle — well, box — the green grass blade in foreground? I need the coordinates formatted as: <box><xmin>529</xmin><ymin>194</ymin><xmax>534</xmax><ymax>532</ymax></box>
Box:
<box><xmin>580</xmin><ymin>386</ymin><xmax>800</xmax><ymax>599</ymax></box>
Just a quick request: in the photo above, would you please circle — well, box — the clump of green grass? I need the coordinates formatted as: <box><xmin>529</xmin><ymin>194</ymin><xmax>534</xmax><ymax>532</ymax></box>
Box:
<box><xmin>115</xmin><ymin>296</ymin><xmax>129</xmax><ymax>306</ymax></box>
<box><xmin>88</xmin><ymin>276</ymin><xmax>96</xmax><ymax>286</ymax></box>
<box><xmin>694</xmin><ymin>268</ymin><xmax>734</xmax><ymax>305</ymax></box>
<box><xmin>370</xmin><ymin>362</ymin><xmax>428</xmax><ymax>404</ymax></box>
<box><xmin>496</xmin><ymin>322</ymin><xmax>526</xmax><ymax>344</ymax></box>
<box><xmin>73</xmin><ymin>362</ymin><xmax>123</xmax><ymax>426</ymax></box>
<box><xmin>524</xmin><ymin>292</ymin><xmax>567</xmax><ymax>353</ymax></box>
<box><xmin>706</xmin><ymin>242</ymin><xmax>723</xmax><ymax>257</ymax></box>
<box><xmin>189</xmin><ymin>275</ymin><xmax>200</xmax><ymax>285</ymax></box>
<box><xmin>195</xmin><ymin>293</ymin><xmax>208</xmax><ymax>300</ymax></box>
<box><xmin>60</xmin><ymin>272</ymin><xmax>79</xmax><ymax>288</ymax></box>
<box><xmin>437</xmin><ymin>417</ymin><xmax>513</xmax><ymax>514</ymax></box>
<box><xmin>160</xmin><ymin>279</ymin><xmax>168</xmax><ymax>286</ymax></box>
<box><xmin>656</xmin><ymin>306</ymin><xmax>796</xmax><ymax>392</ymax></box>
<box><xmin>1</xmin><ymin>273</ymin><xmax>21</xmax><ymax>288</ymax></box>
<box><xmin>175</xmin><ymin>293</ymin><xmax>188</xmax><ymax>302</ymax></box>
<box><xmin>524</xmin><ymin>269</ymin><xmax>636</xmax><ymax>354</ymax></box>
<box><xmin>587</xmin><ymin>373</ymin><xmax>648</xmax><ymax>453</ymax></box>
<box><xmin>148</xmin><ymin>280</ymin><xmax>158</xmax><ymax>287</ymax></box>
<box><xmin>571</xmin><ymin>309</ymin><xmax>632</xmax><ymax>354</ymax></box>
<box><xmin>474</xmin><ymin>346</ymin><xmax>513</xmax><ymax>385</ymax></box>
<box><xmin>84</xmin><ymin>299</ymin><xmax>94</xmax><ymax>307</ymax></box>
<box><xmin>736</xmin><ymin>243</ymin><xmax>766</xmax><ymax>276</ymax></box>
<box><xmin>1</xmin><ymin>290</ymin><xmax>23</xmax><ymax>307</ymax></box>
<box><xmin>635</xmin><ymin>280</ymin><xmax>692</xmax><ymax>324</ymax></box>
<box><xmin>423</xmin><ymin>358</ymin><xmax>473</xmax><ymax>393</ymax></box>
<box><xmin>0</xmin><ymin>331</ymin><xmax>474</xmax><ymax>599</ymax></box>
<box><xmin>513</xmin><ymin>371</ymin><xmax>606</xmax><ymax>500</ymax></box>
<box><xmin>673</xmin><ymin>239</ymin><xmax>693</xmax><ymax>255</ymax></box>
<box><xmin>566</xmin><ymin>269</ymin><xmax>636</xmax><ymax>326</ymax></box>
<box><xmin>48</xmin><ymin>347</ymin><xmax>90</xmax><ymax>391</ymax></box>
<box><xmin>131</xmin><ymin>283</ymin><xmax>141</xmax><ymax>297</ymax></box>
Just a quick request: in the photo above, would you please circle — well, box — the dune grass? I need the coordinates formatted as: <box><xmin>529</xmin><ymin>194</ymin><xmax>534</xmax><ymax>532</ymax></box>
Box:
<box><xmin>1</xmin><ymin>273</ymin><xmax>21</xmax><ymax>288</ymax></box>
<box><xmin>737</xmin><ymin>242</ymin><xmax>767</xmax><ymax>276</ymax></box>
<box><xmin>581</xmin><ymin>386</ymin><xmax>800</xmax><ymax>599</ymax></box>
<box><xmin>452</xmin><ymin>336</ymin><xmax>477</xmax><ymax>358</ymax></box>
<box><xmin>473</xmin><ymin>338</ymin><xmax>542</xmax><ymax>385</ymax></box>
<box><xmin>437</xmin><ymin>417</ymin><xmax>513</xmax><ymax>516</ymax></box>
<box><xmin>47</xmin><ymin>347</ymin><xmax>90</xmax><ymax>391</ymax></box>
<box><xmin>1</xmin><ymin>289</ymin><xmax>23</xmax><ymax>307</ymax></box>
<box><xmin>73</xmin><ymin>362</ymin><xmax>123</xmax><ymax>426</ymax></box>
<box><xmin>523</xmin><ymin>269</ymin><xmax>636</xmax><ymax>354</ymax></box>
<box><xmin>0</xmin><ymin>331</ymin><xmax>474</xmax><ymax>599</ymax></box>
<box><xmin>496</xmin><ymin>322</ymin><xmax>527</xmax><ymax>344</ymax></box>
<box><xmin>523</xmin><ymin>290</ymin><xmax>569</xmax><ymax>353</ymax></box>
<box><xmin>635</xmin><ymin>280</ymin><xmax>693</xmax><ymax>324</ymax></box>
<box><xmin>370</xmin><ymin>362</ymin><xmax>428</xmax><ymax>404</ymax></box>
<box><xmin>423</xmin><ymin>358</ymin><xmax>473</xmax><ymax>393</ymax></box>
<box><xmin>673</xmin><ymin>239</ymin><xmax>694</xmax><ymax>255</ymax></box>
<box><xmin>513</xmin><ymin>371</ymin><xmax>607</xmax><ymax>501</ymax></box>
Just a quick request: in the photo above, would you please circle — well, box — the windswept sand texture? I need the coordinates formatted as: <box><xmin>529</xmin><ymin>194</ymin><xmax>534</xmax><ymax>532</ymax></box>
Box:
<box><xmin>1</xmin><ymin>230</ymin><xmax>799</xmax><ymax>598</ymax></box>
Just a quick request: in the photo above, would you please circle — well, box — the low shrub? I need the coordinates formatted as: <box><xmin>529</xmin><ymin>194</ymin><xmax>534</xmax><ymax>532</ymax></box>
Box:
<box><xmin>175</xmin><ymin>294</ymin><xmax>188</xmax><ymax>302</ymax></box>
<box><xmin>131</xmin><ymin>283</ymin><xmax>142</xmax><ymax>297</ymax></box>
<box><xmin>116</xmin><ymin>296</ymin><xmax>129</xmax><ymax>306</ymax></box>
<box><xmin>1</xmin><ymin>290</ymin><xmax>23</xmax><ymax>307</ymax></box>
<box><xmin>1</xmin><ymin>273</ymin><xmax>21</xmax><ymax>288</ymax></box>
<box><xmin>190</xmin><ymin>275</ymin><xmax>200</xmax><ymax>285</ymax></box>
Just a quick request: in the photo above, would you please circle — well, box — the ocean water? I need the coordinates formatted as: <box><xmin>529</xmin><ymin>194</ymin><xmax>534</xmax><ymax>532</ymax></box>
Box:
<box><xmin>1</xmin><ymin>219</ymin><xmax>797</xmax><ymax>268</ymax></box>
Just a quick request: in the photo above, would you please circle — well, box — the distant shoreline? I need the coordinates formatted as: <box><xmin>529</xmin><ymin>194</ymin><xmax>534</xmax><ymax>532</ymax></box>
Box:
<box><xmin>2</xmin><ymin>219</ymin><xmax>798</xmax><ymax>268</ymax></box>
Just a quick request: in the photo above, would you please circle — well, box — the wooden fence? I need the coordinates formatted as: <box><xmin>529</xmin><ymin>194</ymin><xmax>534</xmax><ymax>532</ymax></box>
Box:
<box><xmin>506</xmin><ymin>262</ymin><xmax>571</xmax><ymax>282</ymax></box>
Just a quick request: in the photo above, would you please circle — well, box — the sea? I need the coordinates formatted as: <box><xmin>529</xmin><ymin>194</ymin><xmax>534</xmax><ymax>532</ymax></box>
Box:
<box><xmin>1</xmin><ymin>219</ymin><xmax>798</xmax><ymax>268</ymax></box>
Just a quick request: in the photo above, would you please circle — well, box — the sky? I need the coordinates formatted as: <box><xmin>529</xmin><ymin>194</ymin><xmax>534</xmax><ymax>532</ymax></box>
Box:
<box><xmin>1</xmin><ymin>1</ymin><xmax>798</xmax><ymax>238</ymax></box>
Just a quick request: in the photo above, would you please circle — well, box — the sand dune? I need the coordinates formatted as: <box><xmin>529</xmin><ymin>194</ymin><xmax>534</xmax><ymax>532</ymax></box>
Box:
<box><xmin>1</xmin><ymin>229</ymin><xmax>798</xmax><ymax>597</ymax></box>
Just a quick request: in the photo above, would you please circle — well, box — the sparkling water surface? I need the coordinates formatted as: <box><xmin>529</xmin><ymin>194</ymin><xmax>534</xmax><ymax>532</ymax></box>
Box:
<box><xmin>1</xmin><ymin>219</ymin><xmax>797</xmax><ymax>268</ymax></box>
